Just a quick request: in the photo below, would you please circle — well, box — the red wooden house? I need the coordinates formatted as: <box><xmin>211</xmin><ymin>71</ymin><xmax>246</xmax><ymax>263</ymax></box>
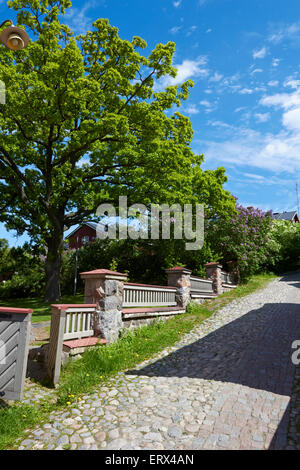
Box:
<box><xmin>66</xmin><ymin>222</ymin><xmax>97</xmax><ymax>250</ymax></box>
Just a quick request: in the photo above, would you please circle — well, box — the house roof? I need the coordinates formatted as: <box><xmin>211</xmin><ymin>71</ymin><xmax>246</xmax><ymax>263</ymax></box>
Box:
<box><xmin>65</xmin><ymin>222</ymin><xmax>98</xmax><ymax>239</ymax></box>
<box><xmin>272</xmin><ymin>211</ymin><xmax>299</xmax><ymax>221</ymax></box>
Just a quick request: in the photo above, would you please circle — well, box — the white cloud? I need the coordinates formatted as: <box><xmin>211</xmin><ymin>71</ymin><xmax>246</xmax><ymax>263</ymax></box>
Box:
<box><xmin>242</xmin><ymin>173</ymin><xmax>266</xmax><ymax>181</ymax></box>
<box><xmin>173</xmin><ymin>0</ymin><xmax>182</xmax><ymax>7</ymax></box>
<box><xmin>208</xmin><ymin>120</ymin><xmax>234</xmax><ymax>129</ymax></box>
<box><xmin>186</xmin><ymin>25</ymin><xmax>197</xmax><ymax>36</ymax></box>
<box><xmin>268</xmin><ymin>80</ymin><xmax>279</xmax><ymax>87</ymax></box>
<box><xmin>170</xmin><ymin>24</ymin><xmax>197</xmax><ymax>36</ymax></box>
<box><xmin>250</xmin><ymin>68</ymin><xmax>263</xmax><ymax>75</ymax></box>
<box><xmin>268</xmin><ymin>22</ymin><xmax>300</xmax><ymax>44</ymax></box>
<box><xmin>260</xmin><ymin>90</ymin><xmax>300</xmax><ymax>110</ymax></box>
<box><xmin>157</xmin><ymin>57</ymin><xmax>209</xmax><ymax>88</ymax></box>
<box><xmin>239</xmin><ymin>88</ymin><xmax>253</xmax><ymax>95</ymax></box>
<box><xmin>272</xmin><ymin>58</ymin><xmax>280</xmax><ymax>67</ymax></box>
<box><xmin>284</xmin><ymin>79</ymin><xmax>300</xmax><ymax>89</ymax></box>
<box><xmin>223</xmin><ymin>73</ymin><xmax>241</xmax><ymax>84</ymax></box>
<box><xmin>198</xmin><ymin>128</ymin><xmax>299</xmax><ymax>173</ymax></box>
<box><xmin>231</xmin><ymin>173</ymin><xmax>295</xmax><ymax>191</ymax></box>
<box><xmin>253</xmin><ymin>46</ymin><xmax>267</xmax><ymax>59</ymax></box>
<box><xmin>282</xmin><ymin>108</ymin><xmax>300</xmax><ymax>130</ymax></box>
<box><xmin>234</xmin><ymin>107</ymin><xmax>247</xmax><ymax>113</ymax></box>
<box><xmin>169</xmin><ymin>26</ymin><xmax>182</xmax><ymax>34</ymax></box>
<box><xmin>260</xmin><ymin>86</ymin><xmax>300</xmax><ymax>132</ymax></box>
<box><xmin>200</xmin><ymin>100</ymin><xmax>211</xmax><ymax>107</ymax></box>
<box><xmin>64</xmin><ymin>0</ymin><xmax>99</xmax><ymax>33</ymax></box>
<box><xmin>254</xmin><ymin>86</ymin><xmax>267</xmax><ymax>92</ymax></box>
<box><xmin>199</xmin><ymin>86</ymin><xmax>300</xmax><ymax>174</ymax></box>
<box><xmin>209</xmin><ymin>72</ymin><xmax>223</xmax><ymax>82</ymax></box>
<box><xmin>220</xmin><ymin>73</ymin><xmax>243</xmax><ymax>93</ymax></box>
<box><xmin>185</xmin><ymin>104</ymin><xmax>200</xmax><ymax>115</ymax></box>
<box><xmin>254</xmin><ymin>112</ymin><xmax>270</xmax><ymax>123</ymax></box>
<box><xmin>206</xmin><ymin>28</ymin><xmax>212</xmax><ymax>33</ymax></box>
<box><xmin>199</xmin><ymin>99</ymin><xmax>217</xmax><ymax>113</ymax></box>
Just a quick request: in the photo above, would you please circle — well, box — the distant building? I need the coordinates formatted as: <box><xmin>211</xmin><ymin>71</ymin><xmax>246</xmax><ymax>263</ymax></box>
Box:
<box><xmin>272</xmin><ymin>211</ymin><xmax>300</xmax><ymax>223</ymax></box>
<box><xmin>66</xmin><ymin>222</ymin><xmax>97</xmax><ymax>249</ymax></box>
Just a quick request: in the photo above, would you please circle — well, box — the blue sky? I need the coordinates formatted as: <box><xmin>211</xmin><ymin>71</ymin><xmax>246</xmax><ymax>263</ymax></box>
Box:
<box><xmin>2</xmin><ymin>0</ymin><xmax>300</xmax><ymax>245</ymax></box>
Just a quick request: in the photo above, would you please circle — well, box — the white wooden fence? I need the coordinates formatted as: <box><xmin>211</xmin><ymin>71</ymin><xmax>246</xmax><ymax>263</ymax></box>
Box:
<box><xmin>47</xmin><ymin>304</ymin><xmax>96</xmax><ymax>385</ymax></box>
<box><xmin>63</xmin><ymin>307</ymin><xmax>95</xmax><ymax>340</ymax></box>
<box><xmin>190</xmin><ymin>276</ymin><xmax>214</xmax><ymax>294</ymax></box>
<box><xmin>123</xmin><ymin>282</ymin><xmax>177</xmax><ymax>307</ymax></box>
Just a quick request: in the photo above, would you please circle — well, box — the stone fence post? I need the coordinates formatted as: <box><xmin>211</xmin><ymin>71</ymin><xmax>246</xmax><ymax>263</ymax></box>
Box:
<box><xmin>165</xmin><ymin>266</ymin><xmax>192</xmax><ymax>308</ymax></box>
<box><xmin>80</xmin><ymin>269</ymin><xmax>128</xmax><ymax>343</ymax></box>
<box><xmin>205</xmin><ymin>262</ymin><xmax>223</xmax><ymax>295</ymax></box>
<box><xmin>227</xmin><ymin>260</ymin><xmax>240</xmax><ymax>285</ymax></box>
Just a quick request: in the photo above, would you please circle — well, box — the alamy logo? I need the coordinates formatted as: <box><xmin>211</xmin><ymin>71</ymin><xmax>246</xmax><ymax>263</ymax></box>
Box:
<box><xmin>291</xmin><ymin>340</ymin><xmax>300</xmax><ymax>365</ymax></box>
<box><xmin>0</xmin><ymin>340</ymin><xmax>6</xmax><ymax>365</ymax></box>
<box><xmin>96</xmin><ymin>196</ymin><xmax>204</xmax><ymax>251</ymax></box>
<box><xmin>0</xmin><ymin>81</ymin><xmax>6</xmax><ymax>105</ymax></box>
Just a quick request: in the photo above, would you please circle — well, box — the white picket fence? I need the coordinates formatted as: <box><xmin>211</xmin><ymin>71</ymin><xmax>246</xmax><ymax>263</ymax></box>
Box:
<box><xmin>123</xmin><ymin>283</ymin><xmax>177</xmax><ymax>307</ymax></box>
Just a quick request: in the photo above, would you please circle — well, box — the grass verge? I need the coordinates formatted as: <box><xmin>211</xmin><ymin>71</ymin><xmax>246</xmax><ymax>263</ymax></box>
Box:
<box><xmin>0</xmin><ymin>272</ymin><xmax>276</xmax><ymax>449</ymax></box>
<box><xmin>0</xmin><ymin>402</ymin><xmax>53</xmax><ymax>450</ymax></box>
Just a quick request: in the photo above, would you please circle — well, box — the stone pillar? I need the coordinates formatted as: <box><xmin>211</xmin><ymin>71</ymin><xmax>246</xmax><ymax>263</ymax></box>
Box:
<box><xmin>165</xmin><ymin>266</ymin><xmax>192</xmax><ymax>308</ymax></box>
<box><xmin>205</xmin><ymin>262</ymin><xmax>223</xmax><ymax>295</ymax></box>
<box><xmin>227</xmin><ymin>261</ymin><xmax>240</xmax><ymax>285</ymax></box>
<box><xmin>80</xmin><ymin>269</ymin><xmax>128</xmax><ymax>343</ymax></box>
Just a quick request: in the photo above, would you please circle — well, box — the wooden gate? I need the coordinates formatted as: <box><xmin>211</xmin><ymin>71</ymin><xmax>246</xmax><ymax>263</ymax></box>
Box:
<box><xmin>0</xmin><ymin>308</ymin><xmax>32</xmax><ymax>401</ymax></box>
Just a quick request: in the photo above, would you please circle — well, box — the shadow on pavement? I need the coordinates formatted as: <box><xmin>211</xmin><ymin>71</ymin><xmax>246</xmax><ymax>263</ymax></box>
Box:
<box><xmin>126</xmin><ymin>301</ymin><xmax>300</xmax><ymax>449</ymax></box>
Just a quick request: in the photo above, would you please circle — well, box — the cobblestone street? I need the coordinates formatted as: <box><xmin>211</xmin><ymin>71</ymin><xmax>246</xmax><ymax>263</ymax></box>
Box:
<box><xmin>17</xmin><ymin>273</ymin><xmax>300</xmax><ymax>450</ymax></box>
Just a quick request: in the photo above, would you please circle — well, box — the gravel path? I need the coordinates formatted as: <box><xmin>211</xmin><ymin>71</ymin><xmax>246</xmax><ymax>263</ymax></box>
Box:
<box><xmin>17</xmin><ymin>273</ymin><xmax>300</xmax><ymax>450</ymax></box>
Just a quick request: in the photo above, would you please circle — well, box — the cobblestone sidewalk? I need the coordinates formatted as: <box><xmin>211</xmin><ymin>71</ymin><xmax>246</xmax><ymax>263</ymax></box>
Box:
<box><xmin>17</xmin><ymin>273</ymin><xmax>300</xmax><ymax>450</ymax></box>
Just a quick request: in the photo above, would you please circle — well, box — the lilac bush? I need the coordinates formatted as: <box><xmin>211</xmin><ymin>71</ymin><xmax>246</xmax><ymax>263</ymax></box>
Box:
<box><xmin>208</xmin><ymin>203</ymin><xmax>273</xmax><ymax>279</ymax></box>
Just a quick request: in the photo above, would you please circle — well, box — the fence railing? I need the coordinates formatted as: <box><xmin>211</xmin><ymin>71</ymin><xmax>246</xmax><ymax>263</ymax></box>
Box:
<box><xmin>63</xmin><ymin>306</ymin><xmax>96</xmax><ymax>340</ymax></box>
<box><xmin>221</xmin><ymin>271</ymin><xmax>235</xmax><ymax>284</ymax></box>
<box><xmin>123</xmin><ymin>282</ymin><xmax>177</xmax><ymax>307</ymax></box>
<box><xmin>190</xmin><ymin>276</ymin><xmax>214</xmax><ymax>294</ymax></box>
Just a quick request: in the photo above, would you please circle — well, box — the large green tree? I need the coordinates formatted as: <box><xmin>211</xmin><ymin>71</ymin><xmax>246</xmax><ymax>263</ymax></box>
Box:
<box><xmin>0</xmin><ymin>0</ymin><xmax>234</xmax><ymax>301</ymax></box>
<box><xmin>0</xmin><ymin>239</ymin><xmax>12</xmax><ymax>274</ymax></box>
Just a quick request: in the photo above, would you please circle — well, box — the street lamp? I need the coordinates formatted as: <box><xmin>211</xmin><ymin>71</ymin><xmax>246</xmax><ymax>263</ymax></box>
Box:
<box><xmin>0</xmin><ymin>20</ymin><xmax>29</xmax><ymax>51</ymax></box>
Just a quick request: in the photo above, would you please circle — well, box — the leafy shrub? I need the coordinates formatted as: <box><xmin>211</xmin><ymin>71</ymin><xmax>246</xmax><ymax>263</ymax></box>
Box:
<box><xmin>208</xmin><ymin>203</ymin><xmax>273</xmax><ymax>279</ymax></box>
<box><xmin>0</xmin><ymin>241</ymin><xmax>46</xmax><ymax>299</ymax></box>
<box><xmin>264</xmin><ymin>219</ymin><xmax>300</xmax><ymax>273</ymax></box>
<box><xmin>0</xmin><ymin>270</ymin><xmax>45</xmax><ymax>299</ymax></box>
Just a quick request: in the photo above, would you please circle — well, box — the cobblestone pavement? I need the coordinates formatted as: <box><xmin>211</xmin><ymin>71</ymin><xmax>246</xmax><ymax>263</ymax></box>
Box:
<box><xmin>16</xmin><ymin>273</ymin><xmax>300</xmax><ymax>450</ymax></box>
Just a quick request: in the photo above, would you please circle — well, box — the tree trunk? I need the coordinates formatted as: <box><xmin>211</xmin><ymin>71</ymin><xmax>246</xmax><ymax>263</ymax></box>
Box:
<box><xmin>44</xmin><ymin>233</ymin><xmax>64</xmax><ymax>302</ymax></box>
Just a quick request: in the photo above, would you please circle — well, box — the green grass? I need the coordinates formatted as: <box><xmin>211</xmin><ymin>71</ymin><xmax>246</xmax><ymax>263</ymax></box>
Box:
<box><xmin>0</xmin><ymin>402</ymin><xmax>52</xmax><ymax>450</ymax></box>
<box><xmin>0</xmin><ymin>272</ymin><xmax>276</xmax><ymax>449</ymax></box>
<box><xmin>0</xmin><ymin>294</ymin><xmax>84</xmax><ymax>323</ymax></box>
